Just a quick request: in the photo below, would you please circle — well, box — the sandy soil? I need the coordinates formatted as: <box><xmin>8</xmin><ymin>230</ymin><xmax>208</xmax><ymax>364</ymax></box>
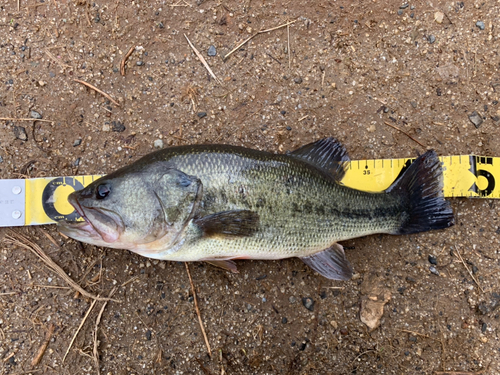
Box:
<box><xmin>1</xmin><ymin>0</ymin><xmax>499</xmax><ymax>374</ymax></box>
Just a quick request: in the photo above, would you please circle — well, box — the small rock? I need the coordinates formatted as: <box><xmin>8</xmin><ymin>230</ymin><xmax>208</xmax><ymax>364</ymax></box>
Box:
<box><xmin>146</xmin><ymin>330</ymin><xmax>152</xmax><ymax>340</ymax></box>
<box><xmin>294</xmin><ymin>77</ymin><xmax>303</xmax><ymax>84</ymax></box>
<box><xmin>13</xmin><ymin>126</ymin><xmax>28</xmax><ymax>141</ymax></box>
<box><xmin>286</xmin><ymin>126</ymin><xmax>292</xmax><ymax>131</ymax></box>
<box><xmin>406</xmin><ymin>276</ymin><xmax>416</xmax><ymax>283</ymax></box>
<box><xmin>281</xmin><ymin>317</ymin><xmax>288</xmax><ymax>324</ymax></box>
<box><xmin>428</xmin><ymin>35</ymin><xmax>436</xmax><ymax>44</ymax></box>
<box><xmin>468</xmin><ymin>111</ymin><xmax>483</xmax><ymax>128</ymax></box>
<box><xmin>481</xmin><ymin>322</ymin><xmax>487</xmax><ymax>333</ymax></box>
<box><xmin>330</xmin><ymin>320</ymin><xmax>338</xmax><ymax>329</ymax></box>
<box><xmin>30</xmin><ymin>110</ymin><xmax>42</xmax><ymax>119</ymax></box>
<box><xmin>154</xmin><ymin>139</ymin><xmax>164</xmax><ymax>149</ymax></box>
<box><xmin>289</xmin><ymin>296</ymin><xmax>296</xmax><ymax>304</ymax></box>
<box><xmin>476</xmin><ymin>21</ymin><xmax>485</xmax><ymax>30</ymax></box>
<box><xmin>136</xmin><ymin>61</ymin><xmax>144</xmax><ymax>66</ymax></box>
<box><xmin>207</xmin><ymin>45</ymin><xmax>217</xmax><ymax>56</ymax></box>
<box><xmin>399</xmin><ymin>4</ymin><xmax>409</xmax><ymax>9</ymax></box>
<box><xmin>434</xmin><ymin>11</ymin><xmax>444</xmax><ymax>24</ymax></box>
<box><xmin>111</xmin><ymin>121</ymin><xmax>126</xmax><ymax>132</ymax></box>
<box><xmin>397</xmin><ymin>9</ymin><xmax>403</xmax><ymax>15</ymax></box>
<box><xmin>0</xmin><ymin>155</ymin><xmax>3</xmax><ymax>163</ymax></box>
<box><xmin>340</xmin><ymin>328</ymin><xmax>349</xmax><ymax>335</ymax></box>
<box><xmin>197</xmin><ymin>112</ymin><xmax>207</xmax><ymax>118</ymax></box>
<box><xmin>429</xmin><ymin>266</ymin><xmax>440</xmax><ymax>276</ymax></box>
<box><xmin>302</xmin><ymin>297</ymin><xmax>315</xmax><ymax>311</ymax></box>
<box><xmin>428</xmin><ymin>255</ymin><xmax>438</xmax><ymax>265</ymax></box>
<box><xmin>410</xmin><ymin>101</ymin><xmax>417</xmax><ymax>108</ymax></box>
<box><xmin>73</xmin><ymin>139</ymin><xmax>82</xmax><ymax>147</ymax></box>
<box><xmin>74</xmin><ymin>158</ymin><xmax>81</xmax><ymax>167</ymax></box>
<box><xmin>102</xmin><ymin>124</ymin><xmax>111</xmax><ymax>132</ymax></box>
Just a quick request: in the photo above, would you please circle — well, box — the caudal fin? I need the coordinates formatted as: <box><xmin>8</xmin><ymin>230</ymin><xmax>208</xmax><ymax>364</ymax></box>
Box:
<box><xmin>387</xmin><ymin>150</ymin><xmax>454</xmax><ymax>234</ymax></box>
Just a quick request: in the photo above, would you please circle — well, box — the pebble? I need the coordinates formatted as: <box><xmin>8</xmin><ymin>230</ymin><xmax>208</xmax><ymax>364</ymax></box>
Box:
<box><xmin>434</xmin><ymin>11</ymin><xmax>444</xmax><ymax>24</ymax></box>
<box><xmin>111</xmin><ymin>121</ymin><xmax>126</xmax><ymax>132</ymax></box>
<box><xmin>294</xmin><ymin>77</ymin><xmax>303</xmax><ymax>84</ymax></box>
<box><xmin>428</xmin><ymin>255</ymin><xmax>438</xmax><ymax>265</ymax></box>
<box><xmin>73</xmin><ymin>139</ymin><xmax>82</xmax><ymax>147</ymax></box>
<box><xmin>207</xmin><ymin>45</ymin><xmax>217</xmax><ymax>56</ymax></box>
<box><xmin>197</xmin><ymin>112</ymin><xmax>207</xmax><ymax>118</ymax></box>
<box><xmin>288</xmin><ymin>296</ymin><xmax>296</xmax><ymax>304</ymax></box>
<box><xmin>102</xmin><ymin>124</ymin><xmax>111</xmax><ymax>132</ymax></box>
<box><xmin>154</xmin><ymin>139</ymin><xmax>164</xmax><ymax>149</ymax></box>
<box><xmin>146</xmin><ymin>330</ymin><xmax>152</xmax><ymax>340</ymax></box>
<box><xmin>399</xmin><ymin>4</ymin><xmax>409</xmax><ymax>9</ymax></box>
<box><xmin>406</xmin><ymin>276</ymin><xmax>417</xmax><ymax>283</ymax></box>
<box><xmin>397</xmin><ymin>10</ymin><xmax>403</xmax><ymax>15</ymax></box>
<box><xmin>0</xmin><ymin>155</ymin><xmax>3</xmax><ymax>163</ymax></box>
<box><xmin>468</xmin><ymin>111</ymin><xmax>483</xmax><ymax>128</ymax></box>
<box><xmin>281</xmin><ymin>317</ymin><xmax>288</xmax><ymax>324</ymax></box>
<box><xmin>13</xmin><ymin>126</ymin><xmax>28</xmax><ymax>141</ymax></box>
<box><xmin>30</xmin><ymin>110</ymin><xmax>42</xmax><ymax>119</ymax></box>
<box><xmin>428</xmin><ymin>35</ymin><xmax>436</xmax><ymax>44</ymax></box>
<box><xmin>302</xmin><ymin>297</ymin><xmax>315</xmax><ymax>311</ymax></box>
<box><xmin>476</xmin><ymin>21</ymin><xmax>485</xmax><ymax>30</ymax></box>
<box><xmin>136</xmin><ymin>61</ymin><xmax>144</xmax><ymax>66</ymax></box>
<box><xmin>286</xmin><ymin>126</ymin><xmax>292</xmax><ymax>131</ymax></box>
<box><xmin>429</xmin><ymin>266</ymin><xmax>440</xmax><ymax>276</ymax></box>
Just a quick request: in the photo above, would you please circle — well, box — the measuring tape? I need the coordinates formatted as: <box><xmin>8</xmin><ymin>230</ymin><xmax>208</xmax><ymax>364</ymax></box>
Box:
<box><xmin>0</xmin><ymin>155</ymin><xmax>498</xmax><ymax>227</ymax></box>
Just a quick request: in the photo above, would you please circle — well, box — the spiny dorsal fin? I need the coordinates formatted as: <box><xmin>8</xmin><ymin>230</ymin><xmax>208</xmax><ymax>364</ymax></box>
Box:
<box><xmin>194</xmin><ymin>210</ymin><xmax>259</xmax><ymax>237</ymax></box>
<box><xmin>288</xmin><ymin>138</ymin><xmax>350</xmax><ymax>181</ymax></box>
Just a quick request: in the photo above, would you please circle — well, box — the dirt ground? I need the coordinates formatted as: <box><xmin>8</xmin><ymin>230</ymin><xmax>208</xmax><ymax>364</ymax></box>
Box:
<box><xmin>1</xmin><ymin>0</ymin><xmax>500</xmax><ymax>374</ymax></box>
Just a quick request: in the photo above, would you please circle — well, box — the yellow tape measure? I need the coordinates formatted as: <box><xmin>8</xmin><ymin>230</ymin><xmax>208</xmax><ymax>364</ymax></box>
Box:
<box><xmin>0</xmin><ymin>155</ymin><xmax>498</xmax><ymax>227</ymax></box>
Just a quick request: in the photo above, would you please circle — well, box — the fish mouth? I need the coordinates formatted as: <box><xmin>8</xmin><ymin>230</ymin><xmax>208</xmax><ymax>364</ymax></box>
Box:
<box><xmin>57</xmin><ymin>193</ymin><xmax>124</xmax><ymax>243</ymax></box>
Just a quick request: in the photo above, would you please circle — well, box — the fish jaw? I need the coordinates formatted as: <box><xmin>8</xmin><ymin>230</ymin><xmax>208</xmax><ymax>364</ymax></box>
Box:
<box><xmin>58</xmin><ymin>192</ymin><xmax>124</xmax><ymax>245</ymax></box>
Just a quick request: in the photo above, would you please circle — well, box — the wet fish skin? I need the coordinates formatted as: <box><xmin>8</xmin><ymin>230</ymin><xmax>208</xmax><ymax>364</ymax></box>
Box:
<box><xmin>57</xmin><ymin>138</ymin><xmax>454</xmax><ymax>280</ymax></box>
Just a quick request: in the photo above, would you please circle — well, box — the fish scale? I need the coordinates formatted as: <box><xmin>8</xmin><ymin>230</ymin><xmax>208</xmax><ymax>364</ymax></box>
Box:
<box><xmin>58</xmin><ymin>139</ymin><xmax>454</xmax><ymax>280</ymax></box>
<box><xmin>138</xmin><ymin>146</ymin><xmax>406</xmax><ymax>260</ymax></box>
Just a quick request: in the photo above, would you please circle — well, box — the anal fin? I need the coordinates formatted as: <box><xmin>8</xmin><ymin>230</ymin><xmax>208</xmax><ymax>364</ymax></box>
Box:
<box><xmin>205</xmin><ymin>260</ymin><xmax>239</xmax><ymax>273</ymax></box>
<box><xmin>300</xmin><ymin>243</ymin><xmax>354</xmax><ymax>280</ymax></box>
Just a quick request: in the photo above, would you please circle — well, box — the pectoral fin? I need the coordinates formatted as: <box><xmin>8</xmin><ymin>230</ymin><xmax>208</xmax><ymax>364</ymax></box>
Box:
<box><xmin>194</xmin><ymin>210</ymin><xmax>259</xmax><ymax>237</ymax></box>
<box><xmin>300</xmin><ymin>243</ymin><xmax>354</xmax><ymax>280</ymax></box>
<box><xmin>205</xmin><ymin>260</ymin><xmax>239</xmax><ymax>273</ymax></box>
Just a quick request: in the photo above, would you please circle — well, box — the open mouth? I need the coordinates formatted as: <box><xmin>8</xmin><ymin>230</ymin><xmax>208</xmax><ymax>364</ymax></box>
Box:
<box><xmin>58</xmin><ymin>193</ymin><xmax>124</xmax><ymax>243</ymax></box>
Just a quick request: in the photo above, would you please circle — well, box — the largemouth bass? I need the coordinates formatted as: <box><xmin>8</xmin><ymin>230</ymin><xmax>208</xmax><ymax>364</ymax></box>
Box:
<box><xmin>57</xmin><ymin>138</ymin><xmax>454</xmax><ymax>280</ymax></box>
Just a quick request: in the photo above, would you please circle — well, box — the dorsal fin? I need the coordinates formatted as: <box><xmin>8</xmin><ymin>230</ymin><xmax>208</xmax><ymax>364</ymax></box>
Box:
<box><xmin>288</xmin><ymin>138</ymin><xmax>350</xmax><ymax>181</ymax></box>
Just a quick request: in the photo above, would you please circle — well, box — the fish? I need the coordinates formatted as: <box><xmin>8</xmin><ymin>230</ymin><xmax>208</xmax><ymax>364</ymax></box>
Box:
<box><xmin>57</xmin><ymin>138</ymin><xmax>454</xmax><ymax>280</ymax></box>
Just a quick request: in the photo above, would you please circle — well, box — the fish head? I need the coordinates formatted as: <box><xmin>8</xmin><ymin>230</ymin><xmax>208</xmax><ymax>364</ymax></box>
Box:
<box><xmin>57</xmin><ymin>166</ymin><xmax>202</xmax><ymax>254</ymax></box>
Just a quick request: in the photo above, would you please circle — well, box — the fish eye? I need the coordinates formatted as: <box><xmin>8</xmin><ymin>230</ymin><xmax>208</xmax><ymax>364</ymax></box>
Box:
<box><xmin>96</xmin><ymin>184</ymin><xmax>111</xmax><ymax>199</ymax></box>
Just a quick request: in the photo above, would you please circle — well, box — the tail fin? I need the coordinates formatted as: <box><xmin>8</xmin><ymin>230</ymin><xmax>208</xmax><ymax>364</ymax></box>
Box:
<box><xmin>387</xmin><ymin>150</ymin><xmax>454</xmax><ymax>234</ymax></box>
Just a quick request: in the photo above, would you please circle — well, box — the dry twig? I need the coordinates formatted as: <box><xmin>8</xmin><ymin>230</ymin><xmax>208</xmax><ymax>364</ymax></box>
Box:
<box><xmin>0</xmin><ymin>117</ymin><xmax>54</xmax><ymax>124</ymax></box>
<box><xmin>93</xmin><ymin>287</ymin><xmax>118</xmax><ymax>375</ymax></box>
<box><xmin>184</xmin><ymin>34</ymin><xmax>221</xmax><ymax>84</ymax></box>
<box><xmin>63</xmin><ymin>298</ymin><xmax>98</xmax><ymax>362</ymax></box>
<box><xmin>4</xmin><ymin>231</ymin><xmax>115</xmax><ymax>302</ymax></box>
<box><xmin>185</xmin><ymin>263</ymin><xmax>212</xmax><ymax>357</ymax></box>
<box><xmin>383</xmin><ymin>121</ymin><xmax>425</xmax><ymax>147</ymax></box>
<box><xmin>74</xmin><ymin>79</ymin><xmax>121</xmax><ymax>107</ymax></box>
<box><xmin>223</xmin><ymin>20</ymin><xmax>297</xmax><ymax>61</ymax></box>
<box><xmin>120</xmin><ymin>46</ymin><xmax>135</xmax><ymax>76</ymax></box>
<box><xmin>31</xmin><ymin>324</ymin><xmax>55</xmax><ymax>366</ymax></box>
<box><xmin>453</xmin><ymin>245</ymin><xmax>484</xmax><ymax>293</ymax></box>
